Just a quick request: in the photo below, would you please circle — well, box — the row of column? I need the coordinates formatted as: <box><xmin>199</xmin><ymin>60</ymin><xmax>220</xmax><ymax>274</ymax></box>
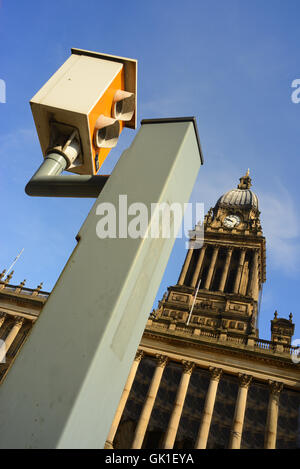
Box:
<box><xmin>105</xmin><ymin>352</ymin><xmax>283</xmax><ymax>449</ymax></box>
<box><xmin>178</xmin><ymin>244</ymin><xmax>259</xmax><ymax>296</ymax></box>
<box><xmin>0</xmin><ymin>313</ymin><xmax>24</xmax><ymax>362</ymax></box>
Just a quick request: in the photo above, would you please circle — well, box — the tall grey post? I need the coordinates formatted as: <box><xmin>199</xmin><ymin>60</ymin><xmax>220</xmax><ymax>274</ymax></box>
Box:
<box><xmin>0</xmin><ymin>118</ymin><xmax>203</xmax><ymax>449</ymax></box>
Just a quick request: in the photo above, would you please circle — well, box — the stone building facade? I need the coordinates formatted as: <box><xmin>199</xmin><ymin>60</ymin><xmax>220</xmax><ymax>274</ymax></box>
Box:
<box><xmin>105</xmin><ymin>171</ymin><xmax>300</xmax><ymax>449</ymax></box>
<box><xmin>0</xmin><ymin>171</ymin><xmax>299</xmax><ymax>449</ymax></box>
<box><xmin>0</xmin><ymin>275</ymin><xmax>48</xmax><ymax>385</ymax></box>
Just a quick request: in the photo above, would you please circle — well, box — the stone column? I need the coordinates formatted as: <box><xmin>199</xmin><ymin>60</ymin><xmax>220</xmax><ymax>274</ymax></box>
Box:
<box><xmin>247</xmin><ymin>249</ymin><xmax>259</xmax><ymax>298</ymax></box>
<box><xmin>195</xmin><ymin>367</ymin><xmax>222</xmax><ymax>449</ymax></box>
<box><xmin>105</xmin><ymin>350</ymin><xmax>144</xmax><ymax>449</ymax></box>
<box><xmin>233</xmin><ymin>248</ymin><xmax>246</xmax><ymax>294</ymax></box>
<box><xmin>4</xmin><ymin>317</ymin><xmax>24</xmax><ymax>353</ymax></box>
<box><xmin>131</xmin><ymin>355</ymin><xmax>168</xmax><ymax>449</ymax></box>
<box><xmin>204</xmin><ymin>246</ymin><xmax>220</xmax><ymax>290</ymax></box>
<box><xmin>218</xmin><ymin>247</ymin><xmax>233</xmax><ymax>292</ymax></box>
<box><xmin>0</xmin><ymin>313</ymin><xmax>7</xmax><ymax>363</ymax></box>
<box><xmin>163</xmin><ymin>361</ymin><xmax>195</xmax><ymax>449</ymax></box>
<box><xmin>228</xmin><ymin>374</ymin><xmax>252</xmax><ymax>449</ymax></box>
<box><xmin>0</xmin><ymin>313</ymin><xmax>6</xmax><ymax>329</ymax></box>
<box><xmin>191</xmin><ymin>245</ymin><xmax>207</xmax><ymax>288</ymax></box>
<box><xmin>178</xmin><ymin>248</ymin><xmax>194</xmax><ymax>285</ymax></box>
<box><xmin>264</xmin><ymin>381</ymin><xmax>283</xmax><ymax>449</ymax></box>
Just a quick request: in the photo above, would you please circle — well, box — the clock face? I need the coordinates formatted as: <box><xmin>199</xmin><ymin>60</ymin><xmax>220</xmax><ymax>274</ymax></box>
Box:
<box><xmin>223</xmin><ymin>214</ymin><xmax>241</xmax><ymax>228</ymax></box>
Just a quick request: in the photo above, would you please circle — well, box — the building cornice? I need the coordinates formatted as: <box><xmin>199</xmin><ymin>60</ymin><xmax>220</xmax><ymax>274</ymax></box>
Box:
<box><xmin>140</xmin><ymin>330</ymin><xmax>300</xmax><ymax>389</ymax></box>
<box><xmin>143</xmin><ymin>321</ymin><xmax>300</xmax><ymax>371</ymax></box>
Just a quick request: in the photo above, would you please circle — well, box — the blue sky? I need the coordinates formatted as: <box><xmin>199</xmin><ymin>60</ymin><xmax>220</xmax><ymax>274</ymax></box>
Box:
<box><xmin>0</xmin><ymin>0</ymin><xmax>299</xmax><ymax>341</ymax></box>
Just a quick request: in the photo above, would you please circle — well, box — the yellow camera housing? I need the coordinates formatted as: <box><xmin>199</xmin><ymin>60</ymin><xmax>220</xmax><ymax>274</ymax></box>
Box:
<box><xmin>30</xmin><ymin>48</ymin><xmax>137</xmax><ymax>175</ymax></box>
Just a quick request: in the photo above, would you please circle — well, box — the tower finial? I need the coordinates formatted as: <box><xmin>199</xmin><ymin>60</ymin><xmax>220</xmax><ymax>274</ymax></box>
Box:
<box><xmin>238</xmin><ymin>169</ymin><xmax>252</xmax><ymax>190</ymax></box>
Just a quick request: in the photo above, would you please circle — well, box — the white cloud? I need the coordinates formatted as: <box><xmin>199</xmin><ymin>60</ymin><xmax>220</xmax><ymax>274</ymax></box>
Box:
<box><xmin>260</xmin><ymin>184</ymin><xmax>300</xmax><ymax>274</ymax></box>
<box><xmin>0</xmin><ymin>128</ymin><xmax>36</xmax><ymax>152</ymax></box>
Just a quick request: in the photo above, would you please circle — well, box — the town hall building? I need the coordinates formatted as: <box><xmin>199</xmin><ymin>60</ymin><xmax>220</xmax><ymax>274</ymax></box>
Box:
<box><xmin>0</xmin><ymin>171</ymin><xmax>299</xmax><ymax>449</ymax></box>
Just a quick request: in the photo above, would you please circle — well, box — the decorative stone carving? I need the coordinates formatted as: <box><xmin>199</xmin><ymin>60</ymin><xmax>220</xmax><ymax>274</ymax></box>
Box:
<box><xmin>204</xmin><ymin>208</ymin><xmax>214</xmax><ymax>226</ymax></box>
<box><xmin>156</xmin><ymin>354</ymin><xmax>168</xmax><ymax>368</ymax></box>
<box><xmin>14</xmin><ymin>317</ymin><xmax>24</xmax><ymax>327</ymax></box>
<box><xmin>172</xmin><ymin>293</ymin><xmax>188</xmax><ymax>303</ymax></box>
<box><xmin>0</xmin><ymin>313</ymin><xmax>6</xmax><ymax>328</ymax></box>
<box><xmin>134</xmin><ymin>350</ymin><xmax>144</xmax><ymax>362</ymax></box>
<box><xmin>182</xmin><ymin>360</ymin><xmax>195</xmax><ymax>375</ymax></box>
<box><xmin>238</xmin><ymin>373</ymin><xmax>252</xmax><ymax>388</ymax></box>
<box><xmin>208</xmin><ymin>366</ymin><xmax>223</xmax><ymax>381</ymax></box>
<box><xmin>268</xmin><ymin>380</ymin><xmax>283</xmax><ymax>395</ymax></box>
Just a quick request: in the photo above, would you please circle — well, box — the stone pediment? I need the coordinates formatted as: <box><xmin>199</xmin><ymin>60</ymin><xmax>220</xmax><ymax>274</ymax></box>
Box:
<box><xmin>272</xmin><ymin>318</ymin><xmax>293</xmax><ymax>327</ymax></box>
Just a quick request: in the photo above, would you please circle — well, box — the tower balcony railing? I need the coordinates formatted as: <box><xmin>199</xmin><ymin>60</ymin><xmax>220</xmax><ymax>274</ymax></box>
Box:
<box><xmin>283</xmin><ymin>343</ymin><xmax>300</xmax><ymax>357</ymax></box>
<box><xmin>146</xmin><ymin>317</ymin><xmax>300</xmax><ymax>360</ymax></box>
<box><xmin>0</xmin><ymin>281</ymin><xmax>49</xmax><ymax>299</ymax></box>
<box><xmin>253</xmin><ymin>338</ymin><xmax>273</xmax><ymax>351</ymax></box>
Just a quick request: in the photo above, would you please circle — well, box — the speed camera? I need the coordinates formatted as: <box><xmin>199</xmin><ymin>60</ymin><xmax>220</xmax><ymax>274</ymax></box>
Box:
<box><xmin>30</xmin><ymin>48</ymin><xmax>137</xmax><ymax>175</ymax></box>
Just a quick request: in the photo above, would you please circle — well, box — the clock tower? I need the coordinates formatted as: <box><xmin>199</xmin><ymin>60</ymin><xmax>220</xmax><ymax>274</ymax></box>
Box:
<box><xmin>172</xmin><ymin>169</ymin><xmax>266</xmax><ymax>338</ymax></box>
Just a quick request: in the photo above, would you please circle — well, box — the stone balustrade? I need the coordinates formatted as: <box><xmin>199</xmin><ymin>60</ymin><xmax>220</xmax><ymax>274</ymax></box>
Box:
<box><xmin>145</xmin><ymin>320</ymin><xmax>300</xmax><ymax>359</ymax></box>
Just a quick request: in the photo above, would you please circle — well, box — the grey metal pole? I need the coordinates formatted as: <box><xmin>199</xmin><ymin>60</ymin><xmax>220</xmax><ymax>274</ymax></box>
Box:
<box><xmin>0</xmin><ymin>117</ymin><xmax>203</xmax><ymax>449</ymax></box>
<box><xmin>31</xmin><ymin>152</ymin><xmax>68</xmax><ymax>176</ymax></box>
<box><xmin>25</xmin><ymin>153</ymin><xmax>110</xmax><ymax>198</ymax></box>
